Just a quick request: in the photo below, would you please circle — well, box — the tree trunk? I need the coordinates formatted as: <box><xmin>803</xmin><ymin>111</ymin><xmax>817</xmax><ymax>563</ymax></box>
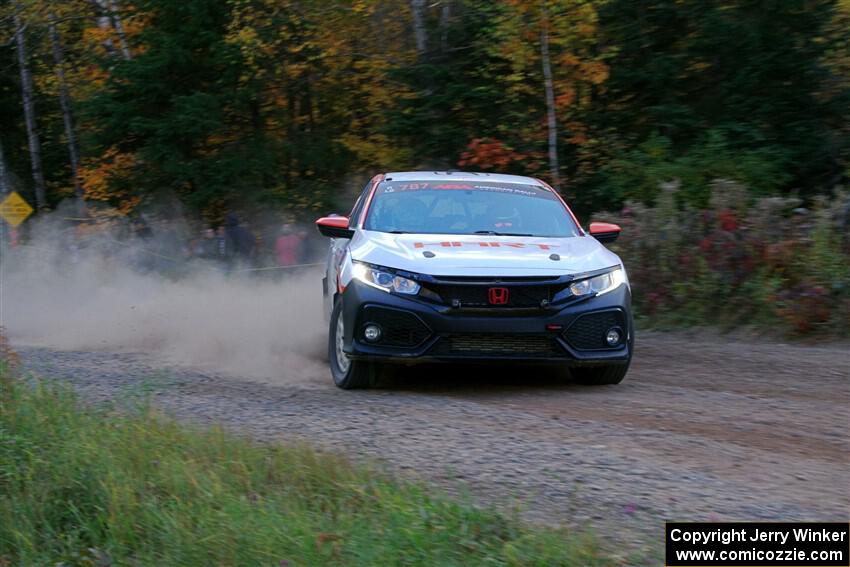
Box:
<box><xmin>91</xmin><ymin>0</ymin><xmax>117</xmax><ymax>56</ymax></box>
<box><xmin>540</xmin><ymin>17</ymin><xmax>561</xmax><ymax>190</ymax></box>
<box><xmin>14</xmin><ymin>13</ymin><xmax>47</xmax><ymax>211</ymax></box>
<box><xmin>48</xmin><ymin>13</ymin><xmax>86</xmax><ymax>215</ymax></box>
<box><xmin>410</xmin><ymin>0</ymin><xmax>427</xmax><ymax>57</ymax></box>
<box><xmin>439</xmin><ymin>1</ymin><xmax>451</xmax><ymax>53</ymax></box>
<box><xmin>109</xmin><ymin>0</ymin><xmax>132</xmax><ymax>60</ymax></box>
<box><xmin>0</xmin><ymin>137</ymin><xmax>11</xmax><ymax>196</ymax></box>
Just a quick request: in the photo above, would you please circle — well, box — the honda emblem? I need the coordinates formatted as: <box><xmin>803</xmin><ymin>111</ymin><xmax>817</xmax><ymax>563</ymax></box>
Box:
<box><xmin>488</xmin><ymin>287</ymin><xmax>509</xmax><ymax>305</ymax></box>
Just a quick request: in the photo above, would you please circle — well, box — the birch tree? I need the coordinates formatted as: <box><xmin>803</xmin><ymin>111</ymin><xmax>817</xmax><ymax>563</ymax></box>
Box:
<box><xmin>48</xmin><ymin>12</ymin><xmax>85</xmax><ymax>212</ymax></box>
<box><xmin>539</xmin><ymin>12</ymin><xmax>560</xmax><ymax>189</ymax></box>
<box><xmin>90</xmin><ymin>0</ymin><xmax>133</xmax><ymax>59</ymax></box>
<box><xmin>410</xmin><ymin>0</ymin><xmax>427</xmax><ymax>57</ymax></box>
<box><xmin>108</xmin><ymin>0</ymin><xmax>132</xmax><ymax>60</ymax></box>
<box><xmin>487</xmin><ymin>0</ymin><xmax>609</xmax><ymax>190</ymax></box>
<box><xmin>13</xmin><ymin>12</ymin><xmax>47</xmax><ymax>210</ymax></box>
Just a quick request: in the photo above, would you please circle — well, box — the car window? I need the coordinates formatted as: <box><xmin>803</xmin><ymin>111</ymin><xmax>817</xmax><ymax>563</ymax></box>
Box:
<box><xmin>347</xmin><ymin>179</ymin><xmax>375</xmax><ymax>228</ymax></box>
<box><xmin>363</xmin><ymin>180</ymin><xmax>580</xmax><ymax>237</ymax></box>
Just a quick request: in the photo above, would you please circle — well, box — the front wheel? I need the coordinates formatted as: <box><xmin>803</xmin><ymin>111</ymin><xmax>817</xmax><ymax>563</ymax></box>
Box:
<box><xmin>570</xmin><ymin>363</ymin><xmax>630</xmax><ymax>385</ymax></box>
<box><xmin>328</xmin><ymin>299</ymin><xmax>378</xmax><ymax>389</ymax></box>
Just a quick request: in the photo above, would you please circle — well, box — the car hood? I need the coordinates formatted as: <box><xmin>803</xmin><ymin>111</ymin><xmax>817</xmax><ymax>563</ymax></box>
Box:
<box><xmin>349</xmin><ymin>230</ymin><xmax>622</xmax><ymax>277</ymax></box>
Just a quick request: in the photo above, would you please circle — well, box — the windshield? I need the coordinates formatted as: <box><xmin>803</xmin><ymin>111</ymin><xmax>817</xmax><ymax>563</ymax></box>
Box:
<box><xmin>363</xmin><ymin>180</ymin><xmax>580</xmax><ymax>237</ymax></box>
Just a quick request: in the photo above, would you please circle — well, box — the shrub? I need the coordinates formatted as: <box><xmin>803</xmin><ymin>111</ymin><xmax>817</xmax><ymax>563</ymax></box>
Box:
<box><xmin>595</xmin><ymin>181</ymin><xmax>850</xmax><ymax>336</ymax></box>
<box><xmin>591</xmin><ymin>130</ymin><xmax>790</xmax><ymax>211</ymax></box>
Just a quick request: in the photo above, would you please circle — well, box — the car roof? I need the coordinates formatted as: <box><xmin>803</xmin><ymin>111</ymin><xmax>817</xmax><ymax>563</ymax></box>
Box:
<box><xmin>384</xmin><ymin>171</ymin><xmax>544</xmax><ymax>186</ymax></box>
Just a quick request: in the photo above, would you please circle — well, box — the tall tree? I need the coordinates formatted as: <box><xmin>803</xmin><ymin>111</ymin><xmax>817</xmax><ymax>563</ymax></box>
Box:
<box><xmin>108</xmin><ymin>0</ymin><xmax>132</xmax><ymax>60</ymax></box>
<box><xmin>410</xmin><ymin>0</ymin><xmax>428</xmax><ymax>56</ymax></box>
<box><xmin>13</xmin><ymin>11</ymin><xmax>47</xmax><ymax>210</ymax></box>
<box><xmin>386</xmin><ymin>1</ymin><xmax>517</xmax><ymax>169</ymax></box>
<box><xmin>48</xmin><ymin>12</ymin><xmax>85</xmax><ymax>212</ymax></box>
<box><xmin>90</xmin><ymin>0</ymin><xmax>119</xmax><ymax>56</ymax></box>
<box><xmin>485</xmin><ymin>0</ymin><xmax>609</xmax><ymax>190</ymax></box>
<box><xmin>539</xmin><ymin>8</ymin><xmax>560</xmax><ymax>189</ymax></box>
<box><xmin>84</xmin><ymin>0</ymin><xmax>238</xmax><ymax>209</ymax></box>
<box><xmin>595</xmin><ymin>0</ymin><xmax>847</xmax><ymax>196</ymax></box>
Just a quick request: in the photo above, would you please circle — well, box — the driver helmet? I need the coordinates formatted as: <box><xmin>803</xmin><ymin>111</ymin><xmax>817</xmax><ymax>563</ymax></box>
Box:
<box><xmin>489</xmin><ymin>202</ymin><xmax>520</xmax><ymax>230</ymax></box>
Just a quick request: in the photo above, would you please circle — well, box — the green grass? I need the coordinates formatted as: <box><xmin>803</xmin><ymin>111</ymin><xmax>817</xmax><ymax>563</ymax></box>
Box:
<box><xmin>0</xmin><ymin>365</ymin><xmax>612</xmax><ymax>566</ymax></box>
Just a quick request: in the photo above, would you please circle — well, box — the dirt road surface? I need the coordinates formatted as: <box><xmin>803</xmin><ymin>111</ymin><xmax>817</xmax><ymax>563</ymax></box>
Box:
<box><xmin>17</xmin><ymin>331</ymin><xmax>850</xmax><ymax>553</ymax></box>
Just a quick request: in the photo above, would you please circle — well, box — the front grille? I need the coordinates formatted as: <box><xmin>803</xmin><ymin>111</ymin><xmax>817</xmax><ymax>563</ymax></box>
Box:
<box><xmin>426</xmin><ymin>284</ymin><xmax>555</xmax><ymax>308</ymax></box>
<box><xmin>358</xmin><ymin>306</ymin><xmax>431</xmax><ymax>348</ymax></box>
<box><xmin>563</xmin><ymin>310</ymin><xmax>625</xmax><ymax>350</ymax></box>
<box><xmin>430</xmin><ymin>333</ymin><xmax>565</xmax><ymax>357</ymax></box>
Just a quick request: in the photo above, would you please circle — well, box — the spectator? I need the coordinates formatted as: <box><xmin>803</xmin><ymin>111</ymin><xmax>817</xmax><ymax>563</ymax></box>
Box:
<box><xmin>223</xmin><ymin>213</ymin><xmax>257</xmax><ymax>267</ymax></box>
<box><xmin>191</xmin><ymin>227</ymin><xmax>219</xmax><ymax>263</ymax></box>
<box><xmin>215</xmin><ymin>226</ymin><xmax>227</xmax><ymax>260</ymax></box>
<box><xmin>275</xmin><ymin>223</ymin><xmax>305</xmax><ymax>267</ymax></box>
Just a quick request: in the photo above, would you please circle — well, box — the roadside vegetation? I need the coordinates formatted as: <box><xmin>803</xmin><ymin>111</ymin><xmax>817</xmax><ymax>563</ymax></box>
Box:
<box><xmin>0</xmin><ymin>358</ymin><xmax>614</xmax><ymax>566</ymax></box>
<box><xmin>598</xmin><ymin>183</ymin><xmax>850</xmax><ymax>337</ymax></box>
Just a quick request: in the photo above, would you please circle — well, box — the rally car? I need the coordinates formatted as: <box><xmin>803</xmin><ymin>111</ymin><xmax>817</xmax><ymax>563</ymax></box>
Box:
<box><xmin>315</xmin><ymin>171</ymin><xmax>633</xmax><ymax>389</ymax></box>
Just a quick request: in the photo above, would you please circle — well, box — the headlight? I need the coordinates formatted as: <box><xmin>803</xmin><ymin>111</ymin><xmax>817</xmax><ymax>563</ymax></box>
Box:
<box><xmin>569</xmin><ymin>268</ymin><xmax>625</xmax><ymax>297</ymax></box>
<box><xmin>351</xmin><ymin>262</ymin><xmax>421</xmax><ymax>295</ymax></box>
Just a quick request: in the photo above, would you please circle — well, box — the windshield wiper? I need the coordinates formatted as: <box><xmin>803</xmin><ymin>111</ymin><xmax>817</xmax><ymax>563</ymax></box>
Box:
<box><xmin>387</xmin><ymin>230</ymin><xmax>409</xmax><ymax>234</ymax></box>
<box><xmin>473</xmin><ymin>230</ymin><xmax>534</xmax><ymax>237</ymax></box>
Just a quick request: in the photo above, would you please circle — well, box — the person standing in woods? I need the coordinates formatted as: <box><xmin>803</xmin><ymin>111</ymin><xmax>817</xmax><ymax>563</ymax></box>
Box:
<box><xmin>274</xmin><ymin>223</ymin><xmax>305</xmax><ymax>268</ymax></box>
<box><xmin>223</xmin><ymin>213</ymin><xmax>257</xmax><ymax>268</ymax></box>
<box><xmin>191</xmin><ymin>227</ymin><xmax>219</xmax><ymax>261</ymax></box>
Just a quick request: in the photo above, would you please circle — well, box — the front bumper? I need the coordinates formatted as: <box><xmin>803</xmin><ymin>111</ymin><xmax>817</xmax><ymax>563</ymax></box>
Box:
<box><xmin>339</xmin><ymin>280</ymin><xmax>633</xmax><ymax>365</ymax></box>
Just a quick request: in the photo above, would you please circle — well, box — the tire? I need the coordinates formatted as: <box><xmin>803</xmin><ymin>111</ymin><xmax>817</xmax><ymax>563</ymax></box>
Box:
<box><xmin>570</xmin><ymin>362</ymin><xmax>630</xmax><ymax>385</ymax></box>
<box><xmin>328</xmin><ymin>299</ymin><xmax>378</xmax><ymax>389</ymax></box>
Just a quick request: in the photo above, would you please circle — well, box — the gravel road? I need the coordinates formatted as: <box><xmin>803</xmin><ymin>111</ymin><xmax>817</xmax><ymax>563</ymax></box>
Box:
<box><xmin>16</xmin><ymin>332</ymin><xmax>850</xmax><ymax>552</ymax></box>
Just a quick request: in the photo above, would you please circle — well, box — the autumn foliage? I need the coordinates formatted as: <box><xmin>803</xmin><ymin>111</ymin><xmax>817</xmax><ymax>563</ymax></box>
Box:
<box><xmin>1</xmin><ymin>0</ymin><xmax>846</xmax><ymax>219</ymax></box>
<box><xmin>458</xmin><ymin>138</ymin><xmax>527</xmax><ymax>170</ymax></box>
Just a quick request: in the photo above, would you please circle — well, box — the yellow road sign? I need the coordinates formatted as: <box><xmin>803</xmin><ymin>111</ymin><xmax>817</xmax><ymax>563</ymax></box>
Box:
<box><xmin>0</xmin><ymin>192</ymin><xmax>34</xmax><ymax>228</ymax></box>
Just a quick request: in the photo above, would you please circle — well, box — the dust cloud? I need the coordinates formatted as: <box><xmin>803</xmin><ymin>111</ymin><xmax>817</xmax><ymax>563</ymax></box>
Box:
<box><xmin>0</xmin><ymin>214</ymin><xmax>330</xmax><ymax>386</ymax></box>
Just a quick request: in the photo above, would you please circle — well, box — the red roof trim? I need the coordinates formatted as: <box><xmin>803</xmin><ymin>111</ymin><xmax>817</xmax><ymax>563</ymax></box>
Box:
<box><xmin>358</xmin><ymin>173</ymin><xmax>384</xmax><ymax>228</ymax></box>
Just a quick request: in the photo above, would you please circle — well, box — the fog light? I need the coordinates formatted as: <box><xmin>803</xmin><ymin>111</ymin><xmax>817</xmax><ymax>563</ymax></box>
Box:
<box><xmin>605</xmin><ymin>327</ymin><xmax>622</xmax><ymax>346</ymax></box>
<box><xmin>363</xmin><ymin>324</ymin><xmax>382</xmax><ymax>342</ymax></box>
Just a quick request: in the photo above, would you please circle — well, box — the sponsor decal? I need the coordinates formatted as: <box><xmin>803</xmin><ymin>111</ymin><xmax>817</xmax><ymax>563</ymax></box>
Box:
<box><xmin>377</xmin><ymin>180</ymin><xmax>555</xmax><ymax>199</ymax></box>
<box><xmin>433</xmin><ymin>183</ymin><xmax>473</xmax><ymax>189</ymax></box>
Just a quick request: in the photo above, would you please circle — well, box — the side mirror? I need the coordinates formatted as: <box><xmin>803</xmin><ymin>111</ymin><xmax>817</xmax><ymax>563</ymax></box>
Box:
<box><xmin>316</xmin><ymin>216</ymin><xmax>354</xmax><ymax>239</ymax></box>
<box><xmin>588</xmin><ymin>221</ymin><xmax>621</xmax><ymax>244</ymax></box>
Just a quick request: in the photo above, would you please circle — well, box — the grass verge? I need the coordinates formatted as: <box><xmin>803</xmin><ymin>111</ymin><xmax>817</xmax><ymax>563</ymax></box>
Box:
<box><xmin>0</xmin><ymin>364</ymin><xmax>612</xmax><ymax>566</ymax></box>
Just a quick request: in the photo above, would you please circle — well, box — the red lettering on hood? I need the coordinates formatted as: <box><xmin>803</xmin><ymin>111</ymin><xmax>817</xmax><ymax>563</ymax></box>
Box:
<box><xmin>414</xmin><ymin>241</ymin><xmax>462</xmax><ymax>248</ymax></box>
<box><xmin>413</xmin><ymin>241</ymin><xmax>558</xmax><ymax>250</ymax></box>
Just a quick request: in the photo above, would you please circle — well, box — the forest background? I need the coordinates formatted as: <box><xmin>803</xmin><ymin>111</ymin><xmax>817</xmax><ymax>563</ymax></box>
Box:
<box><xmin>1</xmin><ymin>0</ymin><xmax>848</xmax><ymax>335</ymax></box>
